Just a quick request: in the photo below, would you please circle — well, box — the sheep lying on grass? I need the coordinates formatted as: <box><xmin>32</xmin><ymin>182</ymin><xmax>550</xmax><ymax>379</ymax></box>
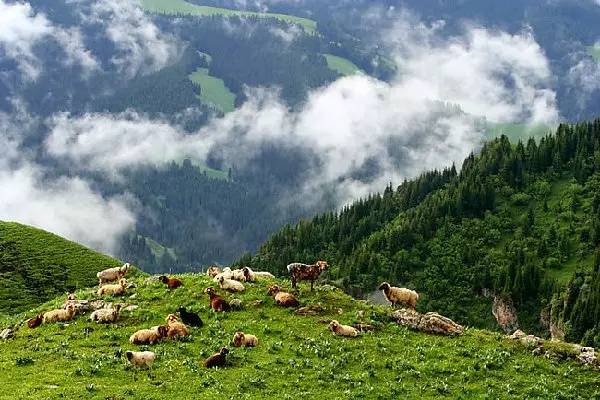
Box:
<box><xmin>206</xmin><ymin>266</ymin><xmax>221</xmax><ymax>278</ymax></box>
<box><xmin>213</xmin><ymin>267</ymin><xmax>234</xmax><ymax>282</ymax></box>
<box><xmin>204</xmin><ymin>348</ymin><xmax>229</xmax><ymax>368</ymax></box>
<box><xmin>159</xmin><ymin>275</ymin><xmax>183</xmax><ymax>289</ymax></box>
<box><xmin>90</xmin><ymin>304</ymin><xmax>122</xmax><ymax>324</ymax></box>
<box><xmin>267</xmin><ymin>285</ymin><xmax>299</xmax><ymax>307</ymax></box>
<box><xmin>97</xmin><ymin>263</ymin><xmax>129</xmax><ymax>286</ymax></box>
<box><xmin>125</xmin><ymin>351</ymin><xmax>155</xmax><ymax>368</ymax></box>
<box><xmin>97</xmin><ymin>278</ymin><xmax>127</xmax><ymax>297</ymax></box>
<box><xmin>177</xmin><ymin>307</ymin><xmax>203</xmax><ymax>327</ymax></box>
<box><xmin>43</xmin><ymin>304</ymin><xmax>76</xmax><ymax>324</ymax></box>
<box><xmin>242</xmin><ymin>267</ymin><xmax>275</xmax><ymax>282</ymax></box>
<box><xmin>204</xmin><ymin>288</ymin><xmax>230</xmax><ymax>312</ymax></box>
<box><xmin>232</xmin><ymin>331</ymin><xmax>258</xmax><ymax>347</ymax></box>
<box><xmin>165</xmin><ymin>314</ymin><xmax>189</xmax><ymax>339</ymax></box>
<box><xmin>27</xmin><ymin>315</ymin><xmax>43</xmax><ymax>329</ymax></box>
<box><xmin>329</xmin><ymin>320</ymin><xmax>359</xmax><ymax>337</ymax></box>
<box><xmin>129</xmin><ymin>325</ymin><xmax>168</xmax><ymax>345</ymax></box>
<box><xmin>217</xmin><ymin>276</ymin><xmax>245</xmax><ymax>292</ymax></box>
<box><xmin>378</xmin><ymin>282</ymin><xmax>419</xmax><ymax>309</ymax></box>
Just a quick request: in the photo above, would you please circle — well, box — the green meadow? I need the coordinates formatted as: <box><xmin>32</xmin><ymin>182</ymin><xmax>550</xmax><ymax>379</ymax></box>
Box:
<box><xmin>323</xmin><ymin>54</ymin><xmax>363</xmax><ymax>76</ymax></box>
<box><xmin>189</xmin><ymin>68</ymin><xmax>236</xmax><ymax>113</ymax></box>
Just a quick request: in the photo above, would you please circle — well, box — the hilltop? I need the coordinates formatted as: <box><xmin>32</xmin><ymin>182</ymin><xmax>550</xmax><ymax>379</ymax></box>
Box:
<box><xmin>0</xmin><ymin>271</ymin><xmax>598</xmax><ymax>399</ymax></box>
<box><xmin>0</xmin><ymin>222</ymin><xmax>124</xmax><ymax>314</ymax></box>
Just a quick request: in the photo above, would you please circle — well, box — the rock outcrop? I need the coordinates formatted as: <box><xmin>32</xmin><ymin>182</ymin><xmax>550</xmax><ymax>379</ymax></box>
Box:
<box><xmin>492</xmin><ymin>295</ymin><xmax>519</xmax><ymax>333</ymax></box>
<box><xmin>392</xmin><ymin>309</ymin><xmax>464</xmax><ymax>336</ymax></box>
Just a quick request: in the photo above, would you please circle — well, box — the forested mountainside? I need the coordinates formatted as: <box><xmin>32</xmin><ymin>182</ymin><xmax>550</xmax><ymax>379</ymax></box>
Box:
<box><xmin>240</xmin><ymin>120</ymin><xmax>600</xmax><ymax>346</ymax></box>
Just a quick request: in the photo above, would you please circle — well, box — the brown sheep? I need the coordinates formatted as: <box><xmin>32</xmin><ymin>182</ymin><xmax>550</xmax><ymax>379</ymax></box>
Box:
<box><xmin>125</xmin><ymin>351</ymin><xmax>156</xmax><ymax>368</ymax></box>
<box><xmin>43</xmin><ymin>304</ymin><xmax>76</xmax><ymax>323</ymax></box>
<box><xmin>378</xmin><ymin>282</ymin><xmax>419</xmax><ymax>309</ymax></box>
<box><xmin>204</xmin><ymin>347</ymin><xmax>229</xmax><ymax>368</ymax></box>
<box><xmin>97</xmin><ymin>278</ymin><xmax>127</xmax><ymax>297</ymax></box>
<box><xmin>165</xmin><ymin>314</ymin><xmax>189</xmax><ymax>339</ymax></box>
<box><xmin>27</xmin><ymin>315</ymin><xmax>43</xmax><ymax>329</ymax></box>
<box><xmin>267</xmin><ymin>285</ymin><xmax>299</xmax><ymax>307</ymax></box>
<box><xmin>329</xmin><ymin>320</ymin><xmax>359</xmax><ymax>337</ymax></box>
<box><xmin>204</xmin><ymin>288</ymin><xmax>230</xmax><ymax>312</ymax></box>
<box><xmin>129</xmin><ymin>325</ymin><xmax>168</xmax><ymax>345</ymax></box>
<box><xmin>232</xmin><ymin>331</ymin><xmax>258</xmax><ymax>347</ymax></box>
<box><xmin>158</xmin><ymin>275</ymin><xmax>183</xmax><ymax>289</ymax></box>
<box><xmin>287</xmin><ymin>261</ymin><xmax>328</xmax><ymax>290</ymax></box>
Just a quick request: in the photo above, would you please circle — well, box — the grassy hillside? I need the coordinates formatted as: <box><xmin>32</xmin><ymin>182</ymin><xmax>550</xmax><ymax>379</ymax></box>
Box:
<box><xmin>0</xmin><ymin>222</ymin><xmax>125</xmax><ymax>314</ymax></box>
<box><xmin>323</xmin><ymin>54</ymin><xmax>362</xmax><ymax>76</ymax></box>
<box><xmin>484</xmin><ymin>122</ymin><xmax>553</xmax><ymax>141</ymax></box>
<box><xmin>590</xmin><ymin>45</ymin><xmax>600</xmax><ymax>62</ymax></box>
<box><xmin>189</xmin><ymin>67</ymin><xmax>236</xmax><ymax>113</ymax></box>
<box><xmin>140</xmin><ymin>0</ymin><xmax>317</xmax><ymax>34</ymax></box>
<box><xmin>0</xmin><ymin>274</ymin><xmax>597</xmax><ymax>399</ymax></box>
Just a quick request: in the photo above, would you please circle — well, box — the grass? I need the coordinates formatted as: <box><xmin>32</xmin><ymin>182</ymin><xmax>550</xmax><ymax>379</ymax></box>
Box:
<box><xmin>0</xmin><ymin>273</ymin><xmax>598</xmax><ymax>399</ymax></box>
<box><xmin>142</xmin><ymin>236</ymin><xmax>177</xmax><ymax>261</ymax></box>
<box><xmin>323</xmin><ymin>54</ymin><xmax>362</xmax><ymax>76</ymax></box>
<box><xmin>0</xmin><ymin>222</ymin><xmax>125</xmax><ymax>314</ymax></box>
<box><xmin>485</xmin><ymin>122</ymin><xmax>554</xmax><ymax>142</ymax></box>
<box><xmin>189</xmin><ymin>68</ymin><xmax>236</xmax><ymax>113</ymax></box>
<box><xmin>140</xmin><ymin>0</ymin><xmax>317</xmax><ymax>34</ymax></box>
<box><xmin>590</xmin><ymin>45</ymin><xmax>600</xmax><ymax>62</ymax></box>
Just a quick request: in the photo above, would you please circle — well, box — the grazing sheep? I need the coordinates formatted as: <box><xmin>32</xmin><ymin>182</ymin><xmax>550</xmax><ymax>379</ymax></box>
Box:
<box><xmin>43</xmin><ymin>304</ymin><xmax>76</xmax><ymax>324</ymax></box>
<box><xmin>204</xmin><ymin>288</ymin><xmax>231</xmax><ymax>312</ymax></box>
<box><xmin>158</xmin><ymin>275</ymin><xmax>183</xmax><ymax>289</ymax></box>
<box><xmin>206</xmin><ymin>266</ymin><xmax>221</xmax><ymax>278</ymax></box>
<box><xmin>204</xmin><ymin>347</ymin><xmax>229</xmax><ymax>368</ymax></box>
<box><xmin>217</xmin><ymin>276</ymin><xmax>245</xmax><ymax>292</ymax></box>
<box><xmin>242</xmin><ymin>267</ymin><xmax>275</xmax><ymax>282</ymax></box>
<box><xmin>329</xmin><ymin>320</ymin><xmax>359</xmax><ymax>337</ymax></box>
<box><xmin>90</xmin><ymin>304</ymin><xmax>122</xmax><ymax>324</ymax></box>
<box><xmin>27</xmin><ymin>315</ymin><xmax>43</xmax><ymax>329</ymax></box>
<box><xmin>125</xmin><ymin>351</ymin><xmax>156</xmax><ymax>368</ymax></box>
<box><xmin>232</xmin><ymin>331</ymin><xmax>258</xmax><ymax>347</ymax></box>
<box><xmin>129</xmin><ymin>325</ymin><xmax>168</xmax><ymax>345</ymax></box>
<box><xmin>378</xmin><ymin>282</ymin><xmax>419</xmax><ymax>309</ymax></box>
<box><xmin>97</xmin><ymin>263</ymin><xmax>129</xmax><ymax>286</ymax></box>
<box><xmin>165</xmin><ymin>314</ymin><xmax>189</xmax><ymax>339</ymax></box>
<box><xmin>177</xmin><ymin>307</ymin><xmax>203</xmax><ymax>327</ymax></box>
<box><xmin>287</xmin><ymin>261</ymin><xmax>328</xmax><ymax>290</ymax></box>
<box><xmin>97</xmin><ymin>278</ymin><xmax>127</xmax><ymax>297</ymax></box>
<box><xmin>267</xmin><ymin>285</ymin><xmax>299</xmax><ymax>307</ymax></box>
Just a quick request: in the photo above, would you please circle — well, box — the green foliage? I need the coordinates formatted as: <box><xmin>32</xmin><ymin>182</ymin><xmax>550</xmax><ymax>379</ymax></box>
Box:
<box><xmin>189</xmin><ymin>67</ymin><xmax>236</xmax><ymax>113</ymax></box>
<box><xmin>590</xmin><ymin>45</ymin><xmax>600</xmax><ymax>62</ymax></box>
<box><xmin>0</xmin><ymin>222</ymin><xmax>126</xmax><ymax>313</ymax></box>
<box><xmin>323</xmin><ymin>54</ymin><xmax>362</xmax><ymax>76</ymax></box>
<box><xmin>0</xmin><ymin>274</ymin><xmax>597</xmax><ymax>399</ymax></box>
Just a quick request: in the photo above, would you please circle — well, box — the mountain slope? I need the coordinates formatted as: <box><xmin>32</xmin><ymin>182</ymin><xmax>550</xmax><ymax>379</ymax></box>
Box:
<box><xmin>0</xmin><ymin>222</ymin><xmax>123</xmax><ymax>314</ymax></box>
<box><xmin>0</xmin><ymin>273</ymin><xmax>597</xmax><ymax>399</ymax></box>
<box><xmin>241</xmin><ymin>119</ymin><xmax>600</xmax><ymax>344</ymax></box>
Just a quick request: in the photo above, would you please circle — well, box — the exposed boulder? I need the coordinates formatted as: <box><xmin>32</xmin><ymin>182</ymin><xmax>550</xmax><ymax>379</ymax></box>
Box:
<box><xmin>492</xmin><ymin>295</ymin><xmax>519</xmax><ymax>333</ymax></box>
<box><xmin>392</xmin><ymin>309</ymin><xmax>464</xmax><ymax>336</ymax></box>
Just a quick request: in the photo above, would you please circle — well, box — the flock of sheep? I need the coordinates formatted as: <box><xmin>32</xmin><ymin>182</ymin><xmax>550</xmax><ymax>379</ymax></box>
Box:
<box><xmin>23</xmin><ymin>261</ymin><xmax>420</xmax><ymax>369</ymax></box>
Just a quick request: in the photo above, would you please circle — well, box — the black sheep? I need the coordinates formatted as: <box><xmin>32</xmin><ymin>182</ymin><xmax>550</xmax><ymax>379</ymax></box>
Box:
<box><xmin>177</xmin><ymin>307</ymin><xmax>203</xmax><ymax>327</ymax></box>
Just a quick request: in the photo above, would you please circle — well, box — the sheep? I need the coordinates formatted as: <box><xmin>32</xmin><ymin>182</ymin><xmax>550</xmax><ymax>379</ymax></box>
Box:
<box><xmin>90</xmin><ymin>304</ymin><xmax>122</xmax><ymax>324</ymax></box>
<box><xmin>242</xmin><ymin>267</ymin><xmax>275</xmax><ymax>282</ymax></box>
<box><xmin>287</xmin><ymin>260</ymin><xmax>328</xmax><ymax>290</ymax></box>
<box><xmin>158</xmin><ymin>275</ymin><xmax>183</xmax><ymax>289</ymax></box>
<box><xmin>97</xmin><ymin>263</ymin><xmax>129</xmax><ymax>286</ymax></box>
<box><xmin>213</xmin><ymin>267</ymin><xmax>234</xmax><ymax>282</ymax></box>
<box><xmin>177</xmin><ymin>307</ymin><xmax>203</xmax><ymax>327</ymax></box>
<box><xmin>97</xmin><ymin>278</ymin><xmax>127</xmax><ymax>297</ymax></box>
<box><xmin>206</xmin><ymin>266</ymin><xmax>221</xmax><ymax>278</ymax></box>
<box><xmin>329</xmin><ymin>320</ymin><xmax>359</xmax><ymax>337</ymax></box>
<box><xmin>165</xmin><ymin>314</ymin><xmax>189</xmax><ymax>339</ymax></box>
<box><xmin>27</xmin><ymin>315</ymin><xmax>43</xmax><ymax>329</ymax></box>
<box><xmin>203</xmin><ymin>347</ymin><xmax>229</xmax><ymax>368</ymax></box>
<box><xmin>125</xmin><ymin>351</ymin><xmax>156</xmax><ymax>368</ymax></box>
<box><xmin>267</xmin><ymin>285</ymin><xmax>299</xmax><ymax>307</ymax></box>
<box><xmin>232</xmin><ymin>331</ymin><xmax>258</xmax><ymax>347</ymax></box>
<box><xmin>378</xmin><ymin>282</ymin><xmax>419</xmax><ymax>309</ymax></box>
<box><xmin>129</xmin><ymin>325</ymin><xmax>168</xmax><ymax>345</ymax></box>
<box><xmin>217</xmin><ymin>276</ymin><xmax>245</xmax><ymax>292</ymax></box>
<box><xmin>204</xmin><ymin>288</ymin><xmax>230</xmax><ymax>312</ymax></box>
<box><xmin>43</xmin><ymin>304</ymin><xmax>76</xmax><ymax>324</ymax></box>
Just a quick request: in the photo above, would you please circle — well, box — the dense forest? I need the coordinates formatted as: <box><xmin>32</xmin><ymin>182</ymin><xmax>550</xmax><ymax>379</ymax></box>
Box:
<box><xmin>239</xmin><ymin>120</ymin><xmax>600</xmax><ymax>346</ymax></box>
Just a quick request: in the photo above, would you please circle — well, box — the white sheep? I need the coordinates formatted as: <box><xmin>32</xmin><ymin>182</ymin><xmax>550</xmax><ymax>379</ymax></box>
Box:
<box><xmin>43</xmin><ymin>304</ymin><xmax>76</xmax><ymax>323</ymax></box>
<box><xmin>97</xmin><ymin>263</ymin><xmax>129</xmax><ymax>286</ymax></box>
<box><xmin>378</xmin><ymin>282</ymin><xmax>419</xmax><ymax>309</ymax></box>
<box><xmin>232</xmin><ymin>331</ymin><xmax>259</xmax><ymax>347</ymax></box>
<box><xmin>129</xmin><ymin>325</ymin><xmax>168</xmax><ymax>345</ymax></box>
<box><xmin>90</xmin><ymin>304</ymin><xmax>122</xmax><ymax>324</ymax></box>
<box><xmin>213</xmin><ymin>267</ymin><xmax>234</xmax><ymax>282</ymax></box>
<box><xmin>217</xmin><ymin>276</ymin><xmax>245</xmax><ymax>292</ymax></box>
<box><xmin>329</xmin><ymin>320</ymin><xmax>359</xmax><ymax>337</ymax></box>
<box><xmin>242</xmin><ymin>267</ymin><xmax>275</xmax><ymax>282</ymax></box>
<box><xmin>125</xmin><ymin>351</ymin><xmax>156</xmax><ymax>368</ymax></box>
<box><xmin>97</xmin><ymin>278</ymin><xmax>127</xmax><ymax>297</ymax></box>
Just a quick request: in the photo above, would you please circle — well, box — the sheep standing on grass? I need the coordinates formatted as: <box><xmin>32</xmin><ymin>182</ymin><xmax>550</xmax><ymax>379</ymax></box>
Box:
<box><xmin>165</xmin><ymin>314</ymin><xmax>189</xmax><ymax>339</ymax></box>
<box><xmin>97</xmin><ymin>263</ymin><xmax>129</xmax><ymax>286</ymax></box>
<box><xmin>378</xmin><ymin>282</ymin><xmax>419</xmax><ymax>309</ymax></box>
<box><xmin>329</xmin><ymin>320</ymin><xmax>359</xmax><ymax>337</ymax></box>
<box><xmin>159</xmin><ymin>276</ymin><xmax>183</xmax><ymax>289</ymax></box>
<box><xmin>125</xmin><ymin>351</ymin><xmax>155</xmax><ymax>368</ymax></box>
<box><xmin>90</xmin><ymin>304</ymin><xmax>122</xmax><ymax>324</ymax></box>
<box><xmin>287</xmin><ymin>261</ymin><xmax>328</xmax><ymax>291</ymax></box>
<box><xmin>217</xmin><ymin>276</ymin><xmax>245</xmax><ymax>292</ymax></box>
<box><xmin>129</xmin><ymin>325</ymin><xmax>168</xmax><ymax>345</ymax></box>
<box><xmin>267</xmin><ymin>285</ymin><xmax>299</xmax><ymax>307</ymax></box>
<box><xmin>97</xmin><ymin>278</ymin><xmax>127</xmax><ymax>297</ymax></box>
<box><xmin>232</xmin><ymin>331</ymin><xmax>258</xmax><ymax>347</ymax></box>
<box><xmin>43</xmin><ymin>304</ymin><xmax>76</xmax><ymax>324</ymax></box>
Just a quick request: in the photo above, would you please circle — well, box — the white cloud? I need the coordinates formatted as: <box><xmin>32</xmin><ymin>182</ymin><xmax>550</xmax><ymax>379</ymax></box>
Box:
<box><xmin>0</xmin><ymin>0</ymin><xmax>98</xmax><ymax>80</ymax></box>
